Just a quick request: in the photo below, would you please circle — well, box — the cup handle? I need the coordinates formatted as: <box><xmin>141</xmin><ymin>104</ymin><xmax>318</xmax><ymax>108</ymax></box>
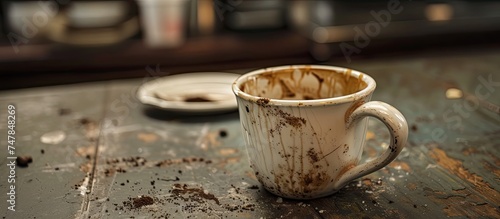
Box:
<box><xmin>334</xmin><ymin>101</ymin><xmax>408</xmax><ymax>189</ymax></box>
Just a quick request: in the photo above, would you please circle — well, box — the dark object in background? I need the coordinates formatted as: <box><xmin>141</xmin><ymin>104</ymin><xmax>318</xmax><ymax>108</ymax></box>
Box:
<box><xmin>223</xmin><ymin>0</ymin><xmax>286</xmax><ymax>31</ymax></box>
<box><xmin>287</xmin><ymin>1</ymin><xmax>500</xmax><ymax>61</ymax></box>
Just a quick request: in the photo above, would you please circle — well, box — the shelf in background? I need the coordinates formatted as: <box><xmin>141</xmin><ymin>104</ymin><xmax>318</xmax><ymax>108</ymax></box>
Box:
<box><xmin>0</xmin><ymin>31</ymin><xmax>313</xmax><ymax>89</ymax></box>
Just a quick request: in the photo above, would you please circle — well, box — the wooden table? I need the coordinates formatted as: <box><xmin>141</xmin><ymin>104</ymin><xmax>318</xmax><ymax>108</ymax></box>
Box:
<box><xmin>0</xmin><ymin>51</ymin><xmax>499</xmax><ymax>218</ymax></box>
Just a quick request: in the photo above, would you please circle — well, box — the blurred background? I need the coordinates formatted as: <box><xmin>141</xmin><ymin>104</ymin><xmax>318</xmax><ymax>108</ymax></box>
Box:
<box><xmin>1</xmin><ymin>0</ymin><xmax>500</xmax><ymax>89</ymax></box>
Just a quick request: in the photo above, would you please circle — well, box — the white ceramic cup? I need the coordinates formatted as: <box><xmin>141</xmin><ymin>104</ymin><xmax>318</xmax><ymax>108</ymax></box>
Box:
<box><xmin>232</xmin><ymin>65</ymin><xmax>408</xmax><ymax>199</ymax></box>
<box><xmin>137</xmin><ymin>0</ymin><xmax>188</xmax><ymax>47</ymax></box>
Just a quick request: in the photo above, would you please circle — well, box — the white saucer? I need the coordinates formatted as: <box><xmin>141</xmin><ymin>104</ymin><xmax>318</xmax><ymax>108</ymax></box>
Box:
<box><xmin>137</xmin><ymin>72</ymin><xmax>240</xmax><ymax>113</ymax></box>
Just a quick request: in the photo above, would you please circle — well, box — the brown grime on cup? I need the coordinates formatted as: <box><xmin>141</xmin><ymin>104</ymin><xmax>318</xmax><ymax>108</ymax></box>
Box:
<box><xmin>345</xmin><ymin>100</ymin><xmax>366</xmax><ymax>123</ymax></box>
<box><xmin>240</xmin><ymin>67</ymin><xmax>367</xmax><ymax>101</ymax></box>
<box><xmin>238</xmin><ymin>66</ymin><xmax>372</xmax><ymax>198</ymax></box>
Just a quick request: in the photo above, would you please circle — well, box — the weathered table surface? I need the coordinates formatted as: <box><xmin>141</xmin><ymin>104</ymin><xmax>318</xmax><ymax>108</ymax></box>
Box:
<box><xmin>1</xmin><ymin>52</ymin><xmax>499</xmax><ymax>219</ymax></box>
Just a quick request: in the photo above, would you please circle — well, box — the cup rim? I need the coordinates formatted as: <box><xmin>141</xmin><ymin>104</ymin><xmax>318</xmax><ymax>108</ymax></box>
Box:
<box><xmin>232</xmin><ymin>65</ymin><xmax>376</xmax><ymax>106</ymax></box>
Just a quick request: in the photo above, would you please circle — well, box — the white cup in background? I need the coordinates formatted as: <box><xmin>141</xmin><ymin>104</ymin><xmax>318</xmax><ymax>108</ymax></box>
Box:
<box><xmin>137</xmin><ymin>0</ymin><xmax>189</xmax><ymax>48</ymax></box>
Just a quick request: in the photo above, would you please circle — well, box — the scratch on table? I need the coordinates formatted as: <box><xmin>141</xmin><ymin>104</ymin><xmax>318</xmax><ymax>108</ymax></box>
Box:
<box><xmin>103</xmin><ymin>166</ymin><xmax>119</xmax><ymax>205</ymax></box>
<box><xmin>41</xmin><ymin>162</ymin><xmax>76</xmax><ymax>172</ymax></box>
<box><xmin>429</xmin><ymin>148</ymin><xmax>498</xmax><ymax>191</ymax></box>
<box><xmin>101</xmin><ymin>124</ymin><xmax>143</xmax><ymax>135</ymax></box>
<box><xmin>425</xmin><ymin>187</ymin><xmax>499</xmax><ymax>217</ymax></box>
<box><xmin>428</xmin><ymin>148</ymin><xmax>500</xmax><ymax>208</ymax></box>
<box><xmin>489</xmin><ymin>154</ymin><xmax>500</xmax><ymax>166</ymax></box>
<box><xmin>482</xmin><ymin>161</ymin><xmax>500</xmax><ymax>178</ymax></box>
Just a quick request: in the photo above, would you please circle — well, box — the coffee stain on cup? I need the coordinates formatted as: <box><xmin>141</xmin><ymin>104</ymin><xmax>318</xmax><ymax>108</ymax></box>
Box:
<box><xmin>240</xmin><ymin>67</ymin><xmax>367</xmax><ymax>101</ymax></box>
<box><xmin>298</xmin><ymin>168</ymin><xmax>330</xmax><ymax>195</ymax></box>
<box><xmin>256</xmin><ymin>98</ymin><xmax>270</xmax><ymax>106</ymax></box>
<box><xmin>337</xmin><ymin>162</ymin><xmax>357</xmax><ymax>179</ymax></box>
<box><xmin>307</xmin><ymin>148</ymin><xmax>320</xmax><ymax>163</ymax></box>
<box><xmin>277</xmin><ymin>109</ymin><xmax>306</xmax><ymax>128</ymax></box>
<box><xmin>345</xmin><ymin>100</ymin><xmax>366</xmax><ymax>123</ymax></box>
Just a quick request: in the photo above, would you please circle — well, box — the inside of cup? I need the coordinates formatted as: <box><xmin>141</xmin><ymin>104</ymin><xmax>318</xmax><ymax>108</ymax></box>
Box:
<box><xmin>240</xmin><ymin>67</ymin><xmax>368</xmax><ymax>100</ymax></box>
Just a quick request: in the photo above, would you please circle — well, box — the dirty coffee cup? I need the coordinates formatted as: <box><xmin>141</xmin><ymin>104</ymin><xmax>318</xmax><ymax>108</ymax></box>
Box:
<box><xmin>232</xmin><ymin>65</ymin><xmax>408</xmax><ymax>199</ymax></box>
